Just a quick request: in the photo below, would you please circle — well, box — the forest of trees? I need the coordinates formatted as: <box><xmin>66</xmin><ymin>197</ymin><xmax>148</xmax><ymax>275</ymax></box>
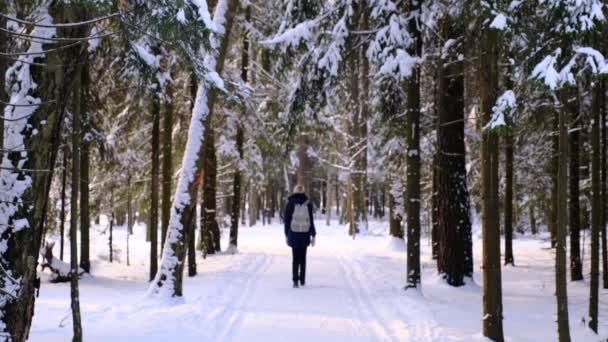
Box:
<box><xmin>0</xmin><ymin>0</ymin><xmax>607</xmax><ymax>341</ymax></box>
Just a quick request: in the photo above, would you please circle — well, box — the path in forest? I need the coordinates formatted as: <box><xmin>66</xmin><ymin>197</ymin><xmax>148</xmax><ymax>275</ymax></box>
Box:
<box><xmin>201</xmin><ymin>225</ymin><xmax>445</xmax><ymax>342</ymax></box>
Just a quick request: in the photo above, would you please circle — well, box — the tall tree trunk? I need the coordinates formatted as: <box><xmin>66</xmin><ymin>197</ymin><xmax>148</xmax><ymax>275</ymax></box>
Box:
<box><xmin>550</xmin><ymin>112</ymin><xmax>559</xmax><ymax>248</ymax></box>
<box><xmin>504</xmin><ymin>134</ymin><xmax>514</xmax><ymax>266</ymax></box>
<box><xmin>479</xmin><ymin>7</ymin><xmax>504</xmax><ymax>340</ymax></box>
<box><xmin>79</xmin><ymin>57</ymin><xmax>90</xmax><ymax>273</ymax></box>
<box><xmin>70</xmin><ymin>55</ymin><xmax>84</xmax><ymax>342</ymax></box>
<box><xmin>202</xmin><ymin>121</ymin><xmax>219</xmax><ymax>255</ymax></box>
<box><xmin>589</xmin><ymin>81</ymin><xmax>601</xmax><ymax>333</ymax></box>
<box><xmin>0</xmin><ymin>0</ymin><xmax>6</xmax><ymax>155</ymax></box>
<box><xmin>436</xmin><ymin>14</ymin><xmax>472</xmax><ymax>286</ymax></box>
<box><xmin>229</xmin><ymin>6</ymin><xmax>249</xmax><ymax>250</ymax></box>
<box><xmin>60</xmin><ymin>148</ymin><xmax>68</xmax><ymax>261</ymax></box>
<box><xmin>600</xmin><ymin>79</ymin><xmax>608</xmax><ymax>289</ymax></box>
<box><xmin>0</xmin><ymin>3</ymin><xmax>88</xmax><ymax>339</ymax></box>
<box><xmin>150</xmin><ymin>81</ymin><xmax>161</xmax><ymax>281</ymax></box>
<box><xmin>432</xmin><ymin>157</ymin><xmax>439</xmax><ymax>259</ymax></box>
<box><xmin>405</xmin><ymin>0</ymin><xmax>422</xmax><ymax>289</ymax></box>
<box><xmin>161</xmin><ymin>77</ymin><xmax>174</xmax><ymax>252</ymax></box>
<box><xmin>569</xmin><ymin>92</ymin><xmax>583</xmax><ymax>281</ymax></box>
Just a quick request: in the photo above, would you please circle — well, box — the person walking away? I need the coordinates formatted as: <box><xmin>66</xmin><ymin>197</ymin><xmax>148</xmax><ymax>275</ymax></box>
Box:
<box><xmin>284</xmin><ymin>184</ymin><xmax>316</xmax><ymax>288</ymax></box>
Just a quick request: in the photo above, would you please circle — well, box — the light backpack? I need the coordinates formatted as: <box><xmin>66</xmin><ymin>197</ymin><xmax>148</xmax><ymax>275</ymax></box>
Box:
<box><xmin>291</xmin><ymin>201</ymin><xmax>310</xmax><ymax>233</ymax></box>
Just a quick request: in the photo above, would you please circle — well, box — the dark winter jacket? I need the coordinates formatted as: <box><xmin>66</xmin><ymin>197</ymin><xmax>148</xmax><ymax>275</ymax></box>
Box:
<box><xmin>284</xmin><ymin>193</ymin><xmax>316</xmax><ymax>248</ymax></box>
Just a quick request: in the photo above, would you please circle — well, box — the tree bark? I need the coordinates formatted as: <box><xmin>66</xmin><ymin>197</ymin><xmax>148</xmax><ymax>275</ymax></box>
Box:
<box><xmin>405</xmin><ymin>0</ymin><xmax>422</xmax><ymax>289</ymax></box>
<box><xmin>479</xmin><ymin>7</ymin><xmax>504</xmax><ymax>340</ymax></box>
<box><xmin>70</xmin><ymin>53</ymin><xmax>84</xmax><ymax>342</ymax></box>
<box><xmin>161</xmin><ymin>76</ymin><xmax>174</xmax><ymax>251</ymax></box>
<box><xmin>150</xmin><ymin>79</ymin><xmax>161</xmax><ymax>281</ymax></box>
<box><xmin>79</xmin><ymin>57</ymin><xmax>90</xmax><ymax>273</ymax></box>
<box><xmin>230</xmin><ymin>6</ymin><xmax>249</xmax><ymax>249</ymax></box>
<box><xmin>436</xmin><ymin>14</ymin><xmax>472</xmax><ymax>286</ymax></box>
<box><xmin>60</xmin><ymin>147</ymin><xmax>68</xmax><ymax>261</ymax></box>
<box><xmin>569</xmin><ymin>91</ymin><xmax>583</xmax><ymax>281</ymax></box>
<box><xmin>550</xmin><ymin>112</ymin><xmax>559</xmax><ymax>248</ymax></box>
<box><xmin>202</xmin><ymin>120</ymin><xmax>219</xmax><ymax>255</ymax></box>
<box><xmin>589</xmin><ymin>81</ymin><xmax>601</xmax><ymax>333</ymax></box>
<box><xmin>504</xmin><ymin>134</ymin><xmax>514</xmax><ymax>266</ymax></box>
<box><xmin>600</xmin><ymin>79</ymin><xmax>608</xmax><ymax>289</ymax></box>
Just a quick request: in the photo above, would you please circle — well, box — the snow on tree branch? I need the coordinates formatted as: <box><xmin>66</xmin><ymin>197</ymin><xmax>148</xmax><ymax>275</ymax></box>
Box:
<box><xmin>484</xmin><ymin>90</ymin><xmax>516</xmax><ymax>131</ymax></box>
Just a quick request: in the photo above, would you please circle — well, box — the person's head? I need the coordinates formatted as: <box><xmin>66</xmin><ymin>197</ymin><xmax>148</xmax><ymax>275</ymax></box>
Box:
<box><xmin>293</xmin><ymin>184</ymin><xmax>305</xmax><ymax>194</ymax></box>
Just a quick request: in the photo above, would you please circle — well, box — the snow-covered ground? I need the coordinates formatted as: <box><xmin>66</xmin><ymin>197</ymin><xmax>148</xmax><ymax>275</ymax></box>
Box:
<box><xmin>31</xmin><ymin>218</ymin><xmax>608</xmax><ymax>341</ymax></box>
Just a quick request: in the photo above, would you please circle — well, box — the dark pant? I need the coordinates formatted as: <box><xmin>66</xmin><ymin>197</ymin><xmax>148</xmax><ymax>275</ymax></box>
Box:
<box><xmin>292</xmin><ymin>246</ymin><xmax>307</xmax><ymax>283</ymax></box>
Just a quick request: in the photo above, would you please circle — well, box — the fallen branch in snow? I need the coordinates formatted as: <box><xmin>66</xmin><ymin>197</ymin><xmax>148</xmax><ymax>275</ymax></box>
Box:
<box><xmin>40</xmin><ymin>242</ymin><xmax>84</xmax><ymax>283</ymax></box>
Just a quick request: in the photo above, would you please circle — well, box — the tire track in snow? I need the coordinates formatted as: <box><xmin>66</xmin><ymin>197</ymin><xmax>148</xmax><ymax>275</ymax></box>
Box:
<box><xmin>330</xmin><ymin>247</ymin><xmax>394</xmax><ymax>341</ymax></box>
<box><xmin>346</xmin><ymin>250</ymin><xmax>446</xmax><ymax>342</ymax></box>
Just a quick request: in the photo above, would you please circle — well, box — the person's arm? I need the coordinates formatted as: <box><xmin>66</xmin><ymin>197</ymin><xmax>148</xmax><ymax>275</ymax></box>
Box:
<box><xmin>308</xmin><ymin>202</ymin><xmax>316</xmax><ymax>237</ymax></box>
<box><xmin>284</xmin><ymin>201</ymin><xmax>294</xmax><ymax>238</ymax></box>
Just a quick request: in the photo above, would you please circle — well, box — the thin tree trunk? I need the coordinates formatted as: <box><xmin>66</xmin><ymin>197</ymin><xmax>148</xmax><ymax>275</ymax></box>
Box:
<box><xmin>504</xmin><ymin>133</ymin><xmax>514</xmax><ymax>266</ymax></box>
<box><xmin>150</xmin><ymin>81</ymin><xmax>161</xmax><ymax>281</ymax></box>
<box><xmin>479</xmin><ymin>8</ymin><xmax>504</xmax><ymax>340</ymax></box>
<box><xmin>569</xmin><ymin>92</ymin><xmax>583</xmax><ymax>281</ymax></box>
<box><xmin>161</xmin><ymin>77</ymin><xmax>174</xmax><ymax>251</ymax></box>
<box><xmin>70</xmin><ymin>57</ymin><xmax>84</xmax><ymax>342</ymax></box>
<box><xmin>600</xmin><ymin>79</ymin><xmax>608</xmax><ymax>289</ymax></box>
<box><xmin>529</xmin><ymin>200</ymin><xmax>537</xmax><ymax>235</ymax></box>
<box><xmin>187</xmin><ymin>183</ymin><xmax>198</xmax><ymax>276</ymax></box>
<box><xmin>589</xmin><ymin>81</ymin><xmax>601</xmax><ymax>333</ymax></box>
<box><xmin>556</xmin><ymin>96</ymin><xmax>572</xmax><ymax>341</ymax></box>
<box><xmin>109</xmin><ymin>190</ymin><xmax>114</xmax><ymax>263</ymax></box>
<box><xmin>60</xmin><ymin>147</ymin><xmax>68</xmax><ymax>261</ymax></box>
<box><xmin>126</xmin><ymin>172</ymin><xmax>132</xmax><ymax>266</ymax></box>
<box><xmin>405</xmin><ymin>0</ymin><xmax>422</xmax><ymax>289</ymax></box>
<box><xmin>79</xmin><ymin>58</ymin><xmax>90</xmax><ymax>273</ymax></box>
<box><xmin>550</xmin><ymin>112</ymin><xmax>559</xmax><ymax>248</ymax></box>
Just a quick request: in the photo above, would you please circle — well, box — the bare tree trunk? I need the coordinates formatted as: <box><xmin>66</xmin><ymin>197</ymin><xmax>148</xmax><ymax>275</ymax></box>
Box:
<box><xmin>150</xmin><ymin>80</ymin><xmax>161</xmax><ymax>281</ymax></box>
<box><xmin>504</xmin><ymin>134</ymin><xmax>514</xmax><ymax>266</ymax></box>
<box><xmin>126</xmin><ymin>172</ymin><xmax>132</xmax><ymax>266</ymax></box>
<box><xmin>569</xmin><ymin>92</ymin><xmax>583</xmax><ymax>281</ymax></box>
<box><xmin>479</xmin><ymin>7</ymin><xmax>504</xmax><ymax>340</ymax></box>
<box><xmin>109</xmin><ymin>189</ymin><xmax>114</xmax><ymax>263</ymax></box>
<box><xmin>550</xmin><ymin>112</ymin><xmax>559</xmax><ymax>248</ymax></box>
<box><xmin>405</xmin><ymin>0</ymin><xmax>422</xmax><ymax>289</ymax></box>
<box><xmin>70</xmin><ymin>56</ymin><xmax>84</xmax><ymax>342</ymax></box>
<box><xmin>60</xmin><ymin>147</ymin><xmax>68</xmax><ymax>261</ymax></box>
<box><xmin>161</xmin><ymin>77</ymin><xmax>174</xmax><ymax>252</ymax></box>
<box><xmin>589</xmin><ymin>81</ymin><xmax>601</xmax><ymax>333</ymax></box>
<box><xmin>230</xmin><ymin>7</ymin><xmax>248</xmax><ymax>249</ymax></box>
<box><xmin>600</xmin><ymin>79</ymin><xmax>608</xmax><ymax>289</ymax></box>
<box><xmin>436</xmin><ymin>14</ymin><xmax>472</xmax><ymax>286</ymax></box>
<box><xmin>79</xmin><ymin>57</ymin><xmax>90</xmax><ymax>273</ymax></box>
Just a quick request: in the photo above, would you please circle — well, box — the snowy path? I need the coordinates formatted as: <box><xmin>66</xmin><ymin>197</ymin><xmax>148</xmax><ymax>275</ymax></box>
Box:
<box><xmin>31</xmin><ymin>220</ymin><xmax>608</xmax><ymax>341</ymax></box>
